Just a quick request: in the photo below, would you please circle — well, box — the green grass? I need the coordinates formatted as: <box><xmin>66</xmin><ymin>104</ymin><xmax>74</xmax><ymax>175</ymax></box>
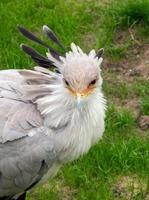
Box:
<box><xmin>132</xmin><ymin>79</ymin><xmax>149</xmax><ymax>98</ymax></box>
<box><xmin>0</xmin><ymin>0</ymin><xmax>149</xmax><ymax>199</ymax></box>
<box><xmin>141</xmin><ymin>97</ymin><xmax>149</xmax><ymax>116</ymax></box>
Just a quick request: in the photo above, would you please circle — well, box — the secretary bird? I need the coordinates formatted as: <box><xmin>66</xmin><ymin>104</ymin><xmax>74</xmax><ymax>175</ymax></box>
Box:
<box><xmin>0</xmin><ymin>25</ymin><xmax>106</xmax><ymax>200</ymax></box>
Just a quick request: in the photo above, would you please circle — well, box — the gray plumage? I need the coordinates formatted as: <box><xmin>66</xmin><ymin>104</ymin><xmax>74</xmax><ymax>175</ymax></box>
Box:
<box><xmin>0</xmin><ymin>26</ymin><xmax>106</xmax><ymax>199</ymax></box>
<box><xmin>0</xmin><ymin>70</ymin><xmax>58</xmax><ymax>197</ymax></box>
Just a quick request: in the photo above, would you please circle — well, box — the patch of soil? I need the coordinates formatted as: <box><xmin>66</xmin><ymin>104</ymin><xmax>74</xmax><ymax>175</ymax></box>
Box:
<box><xmin>104</xmin><ymin>43</ymin><xmax>149</xmax><ymax>82</ymax></box>
<box><xmin>115</xmin><ymin>30</ymin><xmax>132</xmax><ymax>46</ymax></box>
<box><xmin>138</xmin><ymin>115</ymin><xmax>149</xmax><ymax>130</ymax></box>
<box><xmin>123</xmin><ymin>99</ymin><xmax>140</xmax><ymax>118</ymax></box>
<box><xmin>103</xmin><ymin>34</ymin><xmax>148</xmax><ymax>127</ymax></box>
<box><xmin>127</xmin><ymin>47</ymin><xmax>149</xmax><ymax>79</ymax></box>
<box><xmin>113</xmin><ymin>175</ymin><xmax>149</xmax><ymax>200</ymax></box>
<box><xmin>55</xmin><ymin>180</ymin><xmax>77</xmax><ymax>200</ymax></box>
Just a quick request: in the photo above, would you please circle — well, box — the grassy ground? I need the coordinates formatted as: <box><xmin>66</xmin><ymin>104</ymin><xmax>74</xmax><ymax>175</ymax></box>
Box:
<box><xmin>0</xmin><ymin>0</ymin><xmax>149</xmax><ymax>199</ymax></box>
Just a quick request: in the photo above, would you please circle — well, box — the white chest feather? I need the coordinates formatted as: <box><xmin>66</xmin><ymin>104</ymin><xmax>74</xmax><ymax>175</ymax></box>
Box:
<box><xmin>42</xmin><ymin>90</ymin><xmax>106</xmax><ymax>162</ymax></box>
<box><xmin>37</xmin><ymin>89</ymin><xmax>106</xmax><ymax>183</ymax></box>
<box><xmin>58</xmin><ymin>93</ymin><xmax>106</xmax><ymax>162</ymax></box>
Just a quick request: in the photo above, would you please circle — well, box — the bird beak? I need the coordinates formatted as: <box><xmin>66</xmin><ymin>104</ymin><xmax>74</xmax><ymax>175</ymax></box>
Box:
<box><xmin>67</xmin><ymin>87</ymin><xmax>95</xmax><ymax>109</ymax></box>
<box><xmin>76</xmin><ymin>93</ymin><xmax>82</xmax><ymax>109</ymax></box>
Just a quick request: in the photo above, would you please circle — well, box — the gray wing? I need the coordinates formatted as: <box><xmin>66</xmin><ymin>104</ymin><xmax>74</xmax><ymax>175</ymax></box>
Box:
<box><xmin>0</xmin><ymin>69</ymin><xmax>53</xmax><ymax>143</ymax></box>
<box><xmin>0</xmin><ymin>69</ymin><xmax>58</xmax><ymax>197</ymax></box>
<box><xmin>0</xmin><ymin>133</ymin><xmax>57</xmax><ymax>197</ymax></box>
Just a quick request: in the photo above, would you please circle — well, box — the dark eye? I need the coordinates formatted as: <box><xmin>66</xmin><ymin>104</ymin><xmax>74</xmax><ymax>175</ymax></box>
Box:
<box><xmin>89</xmin><ymin>79</ymin><xmax>97</xmax><ymax>86</ymax></box>
<box><xmin>54</xmin><ymin>69</ymin><xmax>61</xmax><ymax>74</ymax></box>
<box><xmin>64</xmin><ymin>79</ymin><xmax>70</xmax><ymax>86</ymax></box>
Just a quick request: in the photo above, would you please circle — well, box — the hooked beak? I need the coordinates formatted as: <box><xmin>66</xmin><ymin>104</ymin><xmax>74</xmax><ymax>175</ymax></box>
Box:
<box><xmin>76</xmin><ymin>88</ymin><xmax>95</xmax><ymax>109</ymax></box>
<box><xmin>67</xmin><ymin>87</ymin><xmax>95</xmax><ymax>109</ymax></box>
<box><xmin>76</xmin><ymin>93</ymin><xmax>82</xmax><ymax>109</ymax></box>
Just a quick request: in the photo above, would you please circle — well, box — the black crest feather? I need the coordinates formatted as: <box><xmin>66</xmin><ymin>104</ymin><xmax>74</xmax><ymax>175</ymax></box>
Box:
<box><xmin>18</xmin><ymin>25</ymin><xmax>60</xmax><ymax>60</ymax></box>
<box><xmin>21</xmin><ymin>44</ymin><xmax>55</xmax><ymax>68</ymax></box>
<box><xmin>96</xmin><ymin>48</ymin><xmax>104</xmax><ymax>59</ymax></box>
<box><xmin>43</xmin><ymin>25</ymin><xmax>65</xmax><ymax>51</ymax></box>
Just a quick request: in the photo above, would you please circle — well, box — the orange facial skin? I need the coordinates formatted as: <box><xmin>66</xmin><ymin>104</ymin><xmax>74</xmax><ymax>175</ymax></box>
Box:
<box><xmin>67</xmin><ymin>85</ymin><xmax>95</xmax><ymax>97</ymax></box>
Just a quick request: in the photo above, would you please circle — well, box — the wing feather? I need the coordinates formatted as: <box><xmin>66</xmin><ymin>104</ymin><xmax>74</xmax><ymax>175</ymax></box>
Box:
<box><xmin>0</xmin><ymin>69</ymin><xmax>59</xmax><ymax>197</ymax></box>
<box><xmin>0</xmin><ymin>134</ymin><xmax>58</xmax><ymax>197</ymax></box>
<box><xmin>0</xmin><ymin>69</ymin><xmax>58</xmax><ymax>143</ymax></box>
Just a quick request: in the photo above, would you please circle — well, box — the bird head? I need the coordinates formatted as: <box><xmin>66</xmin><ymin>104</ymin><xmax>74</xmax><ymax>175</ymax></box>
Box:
<box><xmin>57</xmin><ymin>43</ymin><xmax>103</xmax><ymax>108</ymax></box>
<box><xmin>18</xmin><ymin>25</ymin><xmax>104</xmax><ymax>108</ymax></box>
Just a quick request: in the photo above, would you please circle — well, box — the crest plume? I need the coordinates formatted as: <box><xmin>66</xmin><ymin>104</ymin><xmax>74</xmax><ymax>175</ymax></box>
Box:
<box><xmin>18</xmin><ymin>25</ymin><xmax>104</xmax><ymax>73</ymax></box>
<box><xmin>18</xmin><ymin>25</ymin><xmax>65</xmax><ymax>71</ymax></box>
<box><xmin>20</xmin><ymin>44</ymin><xmax>54</xmax><ymax>68</ymax></box>
<box><xmin>96</xmin><ymin>48</ymin><xmax>104</xmax><ymax>59</ymax></box>
<box><xmin>43</xmin><ymin>25</ymin><xmax>65</xmax><ymax>51</ymax></box>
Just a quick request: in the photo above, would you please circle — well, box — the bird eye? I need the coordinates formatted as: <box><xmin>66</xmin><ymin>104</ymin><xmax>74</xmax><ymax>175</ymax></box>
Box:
<box><xmin>89</xmin><ymin>79</ymin><xmax>97</xmax><ymax>86</ymax></box>
<box><xmin>64</xmin><ymin>79</ymin><xmax>70</xmax><ymax>86</ymax></box>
